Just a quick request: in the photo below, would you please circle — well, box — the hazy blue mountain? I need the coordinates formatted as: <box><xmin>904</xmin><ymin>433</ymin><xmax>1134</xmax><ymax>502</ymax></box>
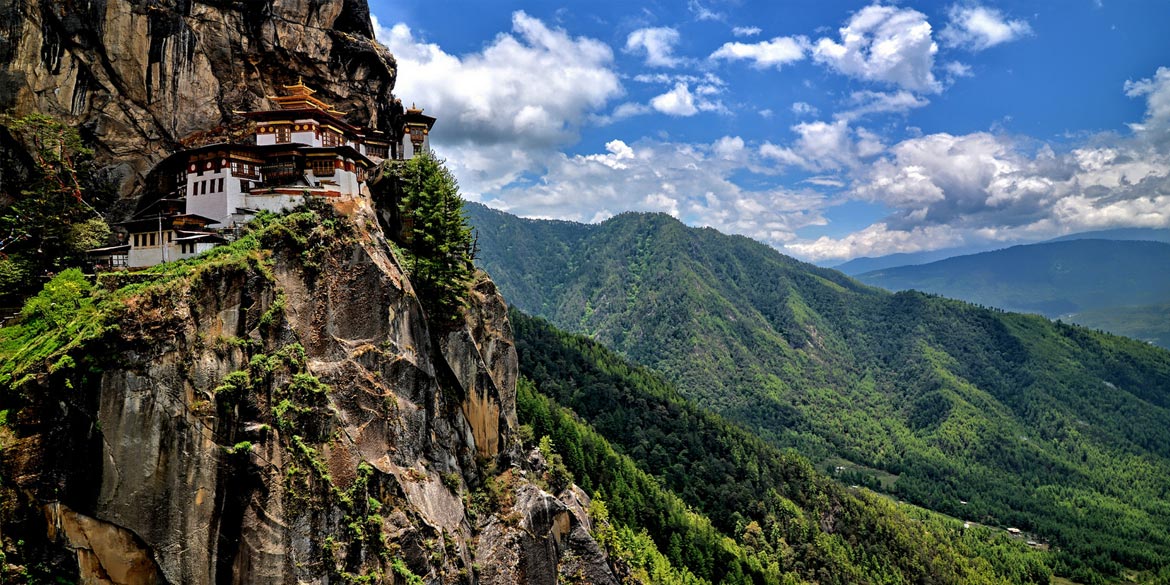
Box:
<box><xmin>1071</xmin><ymin>302</ymin><xmax>1170</xmax><ymax>348</ymax></box>
<box><xmin>832</xmin><ymin>244</ymin><xmax>1004</xmax><ymax>275</ymax></box>
<box><xmin>832</xmin><ymin>228</ymin><xmax>1170</xmax><ymax>275</ymax></box>
<box><xmin>1046</xmin><ymin>227</ymin><xmax>1170</xmax><ymax>244</ymax></box>
<box><xmin>854</xmin><ymin>239</ymin><xmax>1170</xmax><ymax>318</ymax></box>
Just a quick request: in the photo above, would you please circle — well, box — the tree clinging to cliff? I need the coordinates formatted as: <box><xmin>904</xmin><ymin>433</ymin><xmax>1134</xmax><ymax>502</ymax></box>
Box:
<box><xmin>395</xmin><ymin>151</ymin><xmax>475</xmax><ymax>327</ymax></box>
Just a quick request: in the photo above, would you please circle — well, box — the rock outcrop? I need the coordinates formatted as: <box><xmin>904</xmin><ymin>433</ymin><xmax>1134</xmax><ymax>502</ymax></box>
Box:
<box><xmin>0</xmin><ymin>0</ymin><xmax>399</xmax><ymax>200</ymax></box>
<box><xmin>0</xmin><ymin>201</ymin><xmax>621</xmax><ymax>583</ymax></box>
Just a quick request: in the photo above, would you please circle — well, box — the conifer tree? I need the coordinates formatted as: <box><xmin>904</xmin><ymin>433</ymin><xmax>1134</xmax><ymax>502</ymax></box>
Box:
<box><xmin>396</xmin><ymin>151</ymin><xmax>474</xmax><ymax>327</ymax></box>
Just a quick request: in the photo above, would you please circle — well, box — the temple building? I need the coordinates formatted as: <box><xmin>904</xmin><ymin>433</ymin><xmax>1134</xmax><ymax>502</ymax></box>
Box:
<box><xmin>94</xmin><ymin>82</ymin><xmax>436</xmax><ymax>268</ymax></box>
<box><xmin>172</xmin><ymin>80</ymin><xmax>407</xmax><ymax>228</ymax></box>
<box><xmin>401</xmin><ymin>104</ymin><xmax>437</xmax><ymax>160</ymax></box>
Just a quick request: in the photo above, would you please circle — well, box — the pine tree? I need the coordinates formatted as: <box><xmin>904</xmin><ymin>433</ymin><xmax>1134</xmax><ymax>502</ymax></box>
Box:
<box><xmin>395</xmin><ymin>151</ymin><xmax>474</xmax><ymax>327</ymax></box>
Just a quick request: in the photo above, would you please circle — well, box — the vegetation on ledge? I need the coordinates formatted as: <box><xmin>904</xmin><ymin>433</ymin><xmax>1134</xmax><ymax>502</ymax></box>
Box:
<box><xmin>0</xmin><ymin>113</ymin><xmax>116</xmax><ymax>307</ymax></box>
<box><xmin>0</xmin><ymin>207</ymin><xmax>350</xmax><ymax>403</ymax></box>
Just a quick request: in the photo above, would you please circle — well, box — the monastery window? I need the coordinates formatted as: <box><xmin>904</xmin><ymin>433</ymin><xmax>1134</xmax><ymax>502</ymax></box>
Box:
<box><xmin>321</xmin><ymin>130</ymin><xmax>340</xmax><ymax>147</ymax></box>
<box><xmin>366</xmin><ymin>144</ymin><xmax>388</xmax><ymax>159</ymax></box>
<box><xmin>149</xmin><ymin>233</ymin><xmax>156</xmax><ymax>247</ymax></box>
<box><xmin>133</xmin><ymin>234</ymin><xmax>139</xmax><ymax>247</ymax></box>
<box><xmin>311</xmin><ymin>159</ymin><xmax>335</xmax><ymax>177</ymax></box>
<box><xmin>218</xmin><ymin>178</ymin><xmax>225</xmax><ymax>192</ymax></box>
<box><xmin>167</xmin><ymin>231</ymin><xmax>172</xmax><ymax>243</ymax></box>
<box><xmin>276</xmin><ymin>126</ymin><xmax>291</xmax><ymax>143</ymax></box>
<box><xmin>241</xmin><ymin>180</ymin><xmax>251</xmax><ymax>192</ymax></box>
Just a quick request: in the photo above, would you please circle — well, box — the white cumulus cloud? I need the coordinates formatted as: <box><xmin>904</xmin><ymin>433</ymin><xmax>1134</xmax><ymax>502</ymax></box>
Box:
<box><xmin>813</xmin><ymin>4</ymin><xmax>940</xmax><ymax>93</ymax></box>
<box><xmin>836</xmin><ymin>90</ymin><xmax>930</xmax><ymax>121</ymax></box>
<box><xmin>710</xmin><ymin>36</ymin><xmax>809</xmax><ymax>69</ymax></box>
<box><xmin>788</xmin><ymin>65</ymin><xmax>1170</xmax><ymax>261</ymax></box>
<box><xmin>652</xmin><ymin>83</ymin><xmax>699</xmax><ymax>116</ymax></box>
<box><xmin>760</xmin><ymin>119</ymin><xmax>886</xmax><ymax>171</ymax></box>
<box><xmin>1125</xmin><ymin>66</ymin><xmax>1170</xmax><ymax>143</ymax></box>
<box><xmin>626</xmin><ymin>27</ymin><xmax>683</xmax><ymax>67</ymax></box>
<box><xmin>485</xmin><ymin>136</ymin><xmax>829</xmax><ymax>247</ymax></box>
<box><xmin>940</xmin><ymin>5</ymin><xmax>1032</xmax><ymax>51</ymax></box>
<box><xmin>791</xmin><ymin>101</ymin><xmax>819</xmax><ymax>116</ymax></box>
<box><xmin>732</xmin><ymin>26</ymin><xmax>762</xmax><ymax>37</ymax></box>
<box><xmin>375</xmin><ymin>12</ymin><xmax>622</xmax><ymax>195</ymax></box>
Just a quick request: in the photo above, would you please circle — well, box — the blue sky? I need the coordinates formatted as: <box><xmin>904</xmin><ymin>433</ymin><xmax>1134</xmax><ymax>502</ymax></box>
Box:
<box><xmin>368</xmin><ymin>0</ymin><xmax>1170</xmax><ymax>262</ymax></box>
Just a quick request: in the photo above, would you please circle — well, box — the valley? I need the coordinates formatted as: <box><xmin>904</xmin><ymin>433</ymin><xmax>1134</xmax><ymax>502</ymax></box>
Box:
<box><xmin>468</xmin><ymin>202</ymin><xmax>1170</xmax><ymax>583</ymax></box>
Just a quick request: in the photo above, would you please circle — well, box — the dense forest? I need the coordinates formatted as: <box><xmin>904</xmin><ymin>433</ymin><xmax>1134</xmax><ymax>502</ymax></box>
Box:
<box><xmin>468</xmin><ymin>203</ymin><xmax>1170</xmax><ymax>583</ymax></box>
<box><xmin>513</xmin><ymin>309</ymin><xmax>1054</xmax><ymax>584</ymax></box>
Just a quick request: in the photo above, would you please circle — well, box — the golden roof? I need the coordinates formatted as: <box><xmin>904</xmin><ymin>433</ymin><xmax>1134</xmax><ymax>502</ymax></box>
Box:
<box><xmin>266</xmin><ymin>78</ymin><xmax>347</xmax><ymax>115</ymax></box>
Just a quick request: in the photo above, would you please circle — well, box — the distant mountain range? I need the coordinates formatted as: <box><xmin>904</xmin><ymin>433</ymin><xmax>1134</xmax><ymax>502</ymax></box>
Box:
<box><xmin>833</xmin><ymin>245</ymin><xmax>1003</xmax><ymax>275</ymax></box>
<box><xmin>466</xmin><ymin>202</ymin><xmax>1170</xmax><ymax>581</ymax></box>
<box><xmin>1046</xmin><ymin>227</ymin><xmax>1170</xmax><ymax>244</ymax></box>
<box><xmin>833</xmin><ymin>227</ymin><xmax>1170</xmax><ymax>275</ymax></box>
<box><xmin>853</xmin><ymin>239</ymin><xmax>1170</xmax><ymax>347</ymax></box>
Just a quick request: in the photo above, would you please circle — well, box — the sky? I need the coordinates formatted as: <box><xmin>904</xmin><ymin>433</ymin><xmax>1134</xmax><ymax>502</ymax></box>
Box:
<box><xmin>367</xmin><ymin>0</ymin><xmax>1170</xmax><ymax>263</ymax></box>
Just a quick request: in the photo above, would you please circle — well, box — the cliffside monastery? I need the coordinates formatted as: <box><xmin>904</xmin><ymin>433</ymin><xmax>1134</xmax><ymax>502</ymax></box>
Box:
<box><xmin>89</xmin><ymin>81</ymin><xmax>435</xmax><ymax>269</ymax></box>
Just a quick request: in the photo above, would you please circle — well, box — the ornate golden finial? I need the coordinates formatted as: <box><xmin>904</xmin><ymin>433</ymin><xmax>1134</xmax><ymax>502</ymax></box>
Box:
<box><xmin>282</xmin><ymin>77</ymin><xmax>315</xmax><ymax>96</ymax></box>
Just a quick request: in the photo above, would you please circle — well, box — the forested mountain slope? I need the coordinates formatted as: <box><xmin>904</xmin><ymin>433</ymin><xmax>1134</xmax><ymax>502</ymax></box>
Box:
<box><xmin>466</xmin><ymin>203</ymin><xmax>1170</xmax><ymax>582</ymax></box>
<box><xmin>513</xmin><ymin>309</ymin><xmax>1053</xmax><ymax>585</ymax></box>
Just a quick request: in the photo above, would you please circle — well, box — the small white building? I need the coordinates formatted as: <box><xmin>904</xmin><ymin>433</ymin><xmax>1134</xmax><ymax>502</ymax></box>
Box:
<box><xmin>120</xmin><ymin>212</ymin><xmax>225</xmax><ymax>268</ymax></box>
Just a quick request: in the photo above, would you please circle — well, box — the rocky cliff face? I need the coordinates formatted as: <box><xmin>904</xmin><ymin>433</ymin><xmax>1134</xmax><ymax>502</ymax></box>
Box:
<box><xmin>0</xmin><ymin>1</ymin><xmax>618</xmax><ymax>580</ymax></box>
<box><xmin>0</xmin><ymin>0</ymin><xmax>399</xmax><ymax>199</ymax></box>
<box><xmin>0</xmin><ymin>201</ymin><xmax>622</xmax><ymax>583</ymax></box>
